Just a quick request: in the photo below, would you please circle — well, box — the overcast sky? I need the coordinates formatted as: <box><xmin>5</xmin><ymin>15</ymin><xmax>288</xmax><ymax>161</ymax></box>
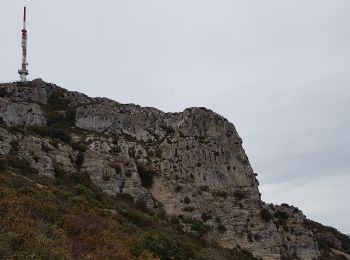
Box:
<box><xmin>1</xmin><ymin>1</ymin><xmax>349</xmax><ymax>234</ymax></box>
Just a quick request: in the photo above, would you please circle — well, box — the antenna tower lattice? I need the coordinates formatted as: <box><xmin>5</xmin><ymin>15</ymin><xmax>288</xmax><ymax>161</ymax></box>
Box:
<box><xmin>18</xmin><ymin>7</ymin><xmax>29</xmax><ymax>82</ymax></box>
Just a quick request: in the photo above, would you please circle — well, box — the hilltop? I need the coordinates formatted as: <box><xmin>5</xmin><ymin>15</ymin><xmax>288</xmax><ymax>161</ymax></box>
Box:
<box><xmin>0</xmin><ymin>79</ymin><xmax>349</xmax><ymax>260</ymax></box>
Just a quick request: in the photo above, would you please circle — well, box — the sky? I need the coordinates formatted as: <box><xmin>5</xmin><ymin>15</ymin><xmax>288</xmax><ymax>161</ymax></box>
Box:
<box><xmin>1</xmin><ymin>1</ymin><xmax>349</xmax><ymax>234</ymax></box>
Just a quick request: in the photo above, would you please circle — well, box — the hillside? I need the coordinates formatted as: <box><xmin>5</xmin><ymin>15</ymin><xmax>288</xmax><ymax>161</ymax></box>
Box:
<box><xmin>0</xmin><ymin>79</ymin><xmax>349</xmax><ymax>260</ymax></box>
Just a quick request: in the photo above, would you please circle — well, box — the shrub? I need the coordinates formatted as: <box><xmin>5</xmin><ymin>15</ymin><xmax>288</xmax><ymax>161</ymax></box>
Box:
<box><xmin>274</xmin><ymin>211</ymin><xmax>289</xmax><ymax>227</ymax></box>
<box><xmin>175</xmin><ymin>185</ymin><xmax>182</xmax><ymax>192</ymax></box>
<box><xmin>9</xmin><ymin>140</ymin><xmax>20</xmax><ymax>154</ymax></box>
<box><xmin>184</xmin><ymin>196</ymin><xmax>191</xmax><ymax>204</ymax></box>
<box><xmin>247</xmin><ymin>231</ymin><xmax>253</xmax><ymax>242</ymax></box>
<box><xmin>214</xmin><ymin>190</ymin><xmax>228</xmax><ymax>198</ymax></box>
<box><xmin>46</xmin><ymin>109</ymin><xmax>76</xmax><ymax>128</ymax></box>
<box><xmin>191</xmin><ymin>221</ymin><xmax>208</xmax><ymax>239</ymax></box>
<box><xmin>201</xmin><ymin>212</ymin><xmax>212</xmax><ymax>222</ymax></box>
<box><xmin>0</xmin><ymin>156</ymin><xmax>38</xmax><ymax>176</ymax></box>
<box><xmin>160</xmin><ymin>125</ymin><xmax>174</xmax><ymax>135</ymax></box>
<box><xmin>53</xmin><ymin>166</ymin><xmax>92</xmax><ymax>189</ymax></box>
<box><xmin>233</xmin><ymin>190</ymin><xmax>247</xmax><ymax>201</ymax></box>
<box><xmin>29</xmin><ymin>127</ymin><xmax>71</xmax><ymax>144</ymax></box>
<box><xmin>135</xmin><ymin>199</ymin><xmax>148</xmax><ymax>213</ymax></box>
<box><xmin>128</xmin><ymin>148</ymin><xmax>136</xmax><ymax>158</ymax></box>
<box><xmin>183</xmin><ymin>206</ymin><xmax>195</xmax><ymax>212</ymax></box>
<box><xmin>71</xmin><ymin>143</ymin><xmax>87</xmax><ymax>152</ymax></box>
<box><xmin>134</xmin><ymin>232</ymin><xmax>195</xmax><ymax>260</ymax></box>
<box><xmin>217</xmin><ymin>224</ymin><xmax>227</xmax><ymax>233</ymax></box>
<box><xmin>260</xmin><ymin>209</ymin><xmax>273</xmax><ymax>222</ymax></box>
<box><xmin>102</xmin><ymin>174</ymin><xmax>111</xmax><ymax>181</ymax></box>
<box><xmin>72</xmin><ymin>171</ymin><xmax>92</xmax><ymax>187</ymax></box>
<box><xmin>281</xmin><ymin>203</ymin><xmax>290</xmax><ymax>207</ymax></box>
<box><xmin>230</xmin><ymin>248</ymin><xmax>256</xmax><ymax>260</ymax></box>
<box><xmin>274</xmin><ymin>211</ymin><xmax>289</xmax><ymax>220</ymax></box>
<box><xmin>46</xmin><ymin>91</ymin><xmax>68</xmax><ymax>109</ymax></box>
<box><xmin>0</xmin><ymin>116</ymin><xmax>5</xmax><ymax>125</ymax></box>
<box><xmin>154</xmin><ymin>149</ymin><xmax>162</xmax><ymax>158</ymax></box>
<box><xmin>110</xmin><ymin>145</ymin><xmax>122</xmax><ymax>155</ymax></box>
<box><xmin>76</xmin><ymin>152</ymin><xmax>85</xmax><ymax>170</ymax></box>
<box><xmin>120</xmin><ymin>211</ymin><xmax>152</xmax><ymax>228</ymax></box>
<box><xmin>199</xmin><ymin>186</ymin><xmax>209</xmax><ymax>192</ymax></box>
<box><xmin>116</xmin><ymin>193</ymin><xmax>134</xmax><ymax>203</ymax></box>
<box><xmin>137</xmin><ymin>164</ymin><xmax>156</xmax><ymax>189</ymax></box>
<box><xmin>53</xmin><ymin>165</ymin><xmax>66</xmax><ymax>179</ymax></box>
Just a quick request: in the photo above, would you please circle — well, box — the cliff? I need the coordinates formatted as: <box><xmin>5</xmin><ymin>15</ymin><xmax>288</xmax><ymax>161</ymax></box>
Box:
<box><xmin>0</xmin><ymin>79</ymin><xmax>349</xmax><ymax>260</ymax></box>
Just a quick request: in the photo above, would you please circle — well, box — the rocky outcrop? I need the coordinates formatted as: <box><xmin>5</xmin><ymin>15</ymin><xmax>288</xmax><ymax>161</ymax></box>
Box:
<box><xmin>0</xmin><ymin>98</ymin><xmax>46</xmax><ymax>126</ymax></box>
<box><xmin>0</xmin><ymin>79</ymin><xmax>349</xmax><ymax>259</ymax></box>
<box><xmin>0</xmin><ymin>79</ymin><xmax>48</xmax><ymax>104</ymax></box>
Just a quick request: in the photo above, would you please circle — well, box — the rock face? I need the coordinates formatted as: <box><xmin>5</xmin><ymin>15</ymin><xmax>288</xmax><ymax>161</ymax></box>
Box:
<box><xmin>0</xmin><ymin>99</ymin><xmax>46</xmax><ymax>127</ymax></box>
<box><xmin>0</xmin><ymin>79</ymin><xmax>349</xmax><ymax>259</ymax></box>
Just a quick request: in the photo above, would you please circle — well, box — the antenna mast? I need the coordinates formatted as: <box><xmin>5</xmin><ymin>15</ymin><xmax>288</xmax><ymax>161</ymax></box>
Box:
<box><xmin>18</xmin><ymin>7</ymin><xmax>29</xmax><ymax>82</ymax></box>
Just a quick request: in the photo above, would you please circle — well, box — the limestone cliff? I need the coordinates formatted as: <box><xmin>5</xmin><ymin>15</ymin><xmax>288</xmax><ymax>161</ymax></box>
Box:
<box><xmin>0</xmin><ymin>79</ymin><xmax>349</xmax><ymax>260</ymax></box>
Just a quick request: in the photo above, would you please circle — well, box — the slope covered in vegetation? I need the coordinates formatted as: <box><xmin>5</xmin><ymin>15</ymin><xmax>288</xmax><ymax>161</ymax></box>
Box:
<box><xmin>0</xmin><ymin>155</ymin><xmax>255</xmax><ymax>260</ymax></box>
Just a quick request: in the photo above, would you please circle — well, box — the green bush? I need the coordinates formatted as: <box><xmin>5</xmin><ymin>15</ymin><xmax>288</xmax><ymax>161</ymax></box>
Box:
<box><xmin>160</xmin><ymin>125</ymin><xmax>174</xmax><ymax>135</ymax></box>
<box><xmin>29</xmin><ymin>127</ymin><xmax>71</xmax><ymax>144</ymax></box>
<box><xmin>183</xmin><ymin>206</ymin><xmax>195</xmax><ymax>212</ymax></box>
<box><xmin>110</xmin><ymin>145</ymin><xmax>122</xmax><ymax>155</ymax></box>
<box><xmin>0</xmin><ymin>116</ymin><xmax>5</xmax><ymax>126</ymax></box>
<box><xmin>154</xmin><ymin>149</ymin><xmax>162</xmax><ymax>158</ymax></box>
<box><xmin>9</xmin><ymin>140</ymin><xmax>20</xmax><ymax>154</ymax></box>
<box><xmin>217</xmin><ymin>223</ymin><xmax>227</xmax><ymax>233</ymax></box>
<box><xmin>135</xmin><ymin>199</ymin><xmax>148</xmax><ymax>213</ymax></box>
<box><xmin>274</xmin><ymin>211</ymin><xmax>289</xmax><ymax>220</ymax></box>
<box><xmin>75</xmin><ymin>152</ymin><xmax>85</xmax><ymax>170</ymax></box>
<box><xmin>137</xmin><ymin>164</ymin><xmax>156</xmax><ymax>189</ymax></box>
<box><xmin>184</xmin><ymin>196</ymin><xmax>191</xmax><ymax>204</ymax></box>
<box><xmin>46</xmin><ymin>110</ymin><xmax>75</xmax><ymax>128</ymax></box>
<box><xmin>116</xmin><ymin>193</ymin><xmax>134</xmax><ymax>203</ymax></box>
<box><xmin>191</xmin><ymin>221</ymin><xmax>208</xmax><ymax>239</ymax></box>
<box><xmin>201</xmin><ymin>212</ymin><xmax>212</xmax><ymax>222</ymax></box>
<box><xmin>0</xmin><ymin>156</ymin><xmax>37</xmax><ymax>176</ymax></box>
<box><xmin>260</xmin><ymin>209</ymin><xmax>273</xmax><ymax>222</ymax></box>
<box><xmin>71</xmin><ymin>143</ymin><xmax>87</xmax><ymax>152</ymax></box>
<box><xmin>175</xmin><ymin>185</ymin><xmax>182</xmax><ymax>192</ymax></box>
<box><xmin>46</xmin><ymin>91</ymin><xmax>69</xmax><ymax>110</ymax></box>
<box><xmin>120</xmin><ymin>210</ymin><xmax>153</xmax><ymax>228</ymax></box>
<box><xmin>233</xmin><ymin>190</ymin><xmax>248</xmax><ymax>200</ymax></box>
<box><xmin>214</xmin><ymin>190</ymin><xmax>228</xmax><ymax>198</ymax></box>
<box><xmin>134</xmin><ymin>232</ymin><xmax>195</xmax><ymax>260</ymax></box>
<box><xmin>53</xmin><ymin>166</ymin><xmax>93</xmax><ymax>191</ymax></box>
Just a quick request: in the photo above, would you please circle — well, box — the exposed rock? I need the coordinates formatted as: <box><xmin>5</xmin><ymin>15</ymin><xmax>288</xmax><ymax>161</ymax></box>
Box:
<box><xmin>0</xmin><ymin>79</ymin><xmax>48</xmax><ymax>104</ymax></box>
<box><xmin>0</xmin><ymin>79</ymin><xmax>349</xmax><ymax>259</ymax></box>
<box><xmin>0</xmin><ymin>98</ymin><xmax>46</xmax><ymax>126</ymax></box>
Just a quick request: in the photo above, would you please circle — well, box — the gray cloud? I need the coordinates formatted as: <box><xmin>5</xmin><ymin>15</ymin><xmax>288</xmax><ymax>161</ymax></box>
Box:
<box><xmin>1</xmin><ymin>0</ymin><xmax>349</xmax><ymax>233</ymax></box>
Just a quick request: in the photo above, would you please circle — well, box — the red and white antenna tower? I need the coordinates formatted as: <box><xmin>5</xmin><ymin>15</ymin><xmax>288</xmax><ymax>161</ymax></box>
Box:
<box><xmin>18</xmin><ymin>7</ymin><xmax>29</xmax><ymax>82</ymax></box>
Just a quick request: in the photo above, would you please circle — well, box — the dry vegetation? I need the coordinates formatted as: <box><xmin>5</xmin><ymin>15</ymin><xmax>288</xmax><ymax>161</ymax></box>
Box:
<box><xmin>0</xmin><ymin>155</ymin><xmax>255</xmax><ymax>260</ymax></box>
